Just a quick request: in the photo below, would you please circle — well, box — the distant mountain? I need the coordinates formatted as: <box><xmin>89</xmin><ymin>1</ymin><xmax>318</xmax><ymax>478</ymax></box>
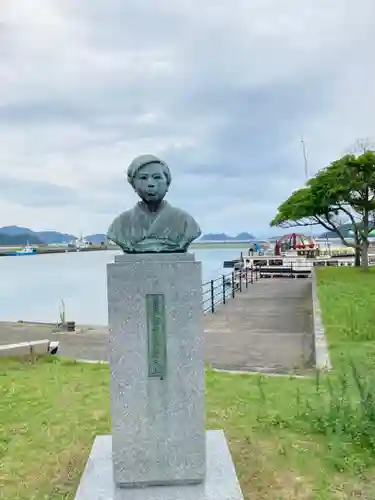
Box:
<box><xmin>320</xmin><ymin>224</ymin><xmax>375</xmax><ymax>239</ymax></box>
<box><xmin>199</xmin><ymin>233</ymin><xmax>230</xmax><ymax>241</ymax></box>
<box><xmin>320</xmin><ymin>224</ymin><xmax>354</xmax><ymax>239</ymax></box>
<box><xmin>37</xmin><ymin>231</ymin><xmax>76</xmax><ymax>244</ymax></box>
<box><xmin>0</xmin><ymin>226</ymin><xmax>258</xmax><ymax>245</ymax></box>
<box><xmin>233</xmin><ymin>232</ymin><xmax>256</xmax><ymax>240</ymax></box>
<box><xmin>85</xmin><ymin>233</ymin><xmax>107</xmax><ymax>243</ymax></box>
<box><xmin>0</xmin><ymin>225</ymin><xmax>107</xmax><ymax>245</ymax></box>
<box><xmin>199</xmin><ymin>232</ymin><xmax>256</xmax><ymax>241</ymax></box>
<box><xmin>0</xmin><ymin>225</ymin><xmax>35</xmax><ymax>236</ymax></box>
<box><xmin>0</xmin><ymin>226</ymin><xmax>76</xmax><ymax>245</ymax></box>
<box><xmin>0</xmin><ymin>233</ymin><xmax>43</xmax><ymax>245</ymax></box>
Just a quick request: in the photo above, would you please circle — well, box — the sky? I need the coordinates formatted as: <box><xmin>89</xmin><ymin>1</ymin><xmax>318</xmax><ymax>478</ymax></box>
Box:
<box><xmin>1</xmin><ymin>1</ymin><xmax>375</xmax><ymax>238</ymax></box>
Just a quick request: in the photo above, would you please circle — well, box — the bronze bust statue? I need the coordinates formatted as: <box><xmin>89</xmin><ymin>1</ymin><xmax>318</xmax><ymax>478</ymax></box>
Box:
<box><xmin>107</xmin><ymin>154</ymin><xmax>201</xmax><ymax>253</ymax></box>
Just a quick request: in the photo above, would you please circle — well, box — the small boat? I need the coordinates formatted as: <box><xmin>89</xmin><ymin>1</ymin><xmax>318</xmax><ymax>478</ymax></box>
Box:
<box><xmin>6</xmin><ymin>242</ymin><xmax>37</xmax><ymax>256</ymax></box>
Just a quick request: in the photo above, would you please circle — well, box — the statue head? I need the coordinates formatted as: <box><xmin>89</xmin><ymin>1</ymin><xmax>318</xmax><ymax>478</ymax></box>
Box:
<box><xmin>127</xmin><ymin>154</ymin><xmax>171</xmax><ymax>204</ymax></box>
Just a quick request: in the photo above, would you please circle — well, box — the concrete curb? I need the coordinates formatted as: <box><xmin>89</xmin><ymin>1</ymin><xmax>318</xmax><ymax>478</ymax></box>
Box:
<box><xmin>0</xmin><ymin>339</ymin><xmax>60</xmax><ymax>357</ymax></box>
<box><xmin>73</xmin><ymin>359</ymin><xmax>309</xmax><ymax>378</ymax></box>
<box><xmin>75</xmin><ymin>359</ymin><xmax>109</xmax><ymax>364</ymax></box>
<box><xmin>210</xmin><ymin>368</ymin><xmax>309</xmax><ymax>379</ymax></box>
<box><xmin>311</xmin><ymin>270</ymin><xmax>332</xmax><ymax>371</ymax></box>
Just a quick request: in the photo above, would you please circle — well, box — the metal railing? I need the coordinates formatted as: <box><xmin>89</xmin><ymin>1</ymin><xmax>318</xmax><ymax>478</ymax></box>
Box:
<box><xmin>202</xmin><ymin>256</ymin><xmax>374</xmax><ymax>314</ymax></box>
<box><xmin>202</xmin><ymin>263</ymin><xmax>314</xmax><ymax>314</ymax></box>
<box><xmin>202</xmin><ymin>268</ymin><xmax>260</xmax><ymax>313</ymax></box>
<box><xmin>255</xmin><ymin>264</ymin><xmax>311</xmax><ymax>278</ymax></box>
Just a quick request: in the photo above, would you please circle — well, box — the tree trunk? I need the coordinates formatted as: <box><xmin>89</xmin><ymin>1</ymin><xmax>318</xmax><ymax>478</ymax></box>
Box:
<box><xmin>354</xmin><ymin>231</ymin><xmax>361</xmax><ymax>267</ymax></box>
<box><xmin>361</xmin><ymin>209</ymin><xmax>370</xmax><ymax>270</ymax></box>
<box><xmin>361</xmin><ymin>240</ymin><xmax>369</xmax><ymax>270</ymax></box>
<box><xmin>355</xmin><ymin>247</ymin><xmax>361</xmax><ymax>267</ymax></box>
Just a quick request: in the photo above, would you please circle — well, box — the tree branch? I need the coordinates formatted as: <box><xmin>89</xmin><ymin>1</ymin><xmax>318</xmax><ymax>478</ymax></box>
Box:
<box><xmin>314</xmin><ymin>213</ymin><xmax>357</xmax><ymax>249</ymax></box>
<box><xmin>277</xmin><ymin>219</ymin><xmax>320</xmax><ymax>229</ymax></box>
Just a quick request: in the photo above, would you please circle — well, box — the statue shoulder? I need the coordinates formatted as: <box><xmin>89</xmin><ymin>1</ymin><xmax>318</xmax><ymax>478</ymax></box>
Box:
<box><xmin>167</xmin><ymin>205</ymin><xmax>193</xmax><ymax>220</ymax></box>
<box><xmin>169</xmin><ymin>205</ymin><xmax>201</xmax><ymax>235</ymax></box>
<box><xmin>110</xmin><ymin>209</ymin><xmax>133</xmax><ymax>225</ymax></box>
<box><xmin>107</xmin><ymin>209</ymin><xmax>134</xmax><ymax>239</ymax></box>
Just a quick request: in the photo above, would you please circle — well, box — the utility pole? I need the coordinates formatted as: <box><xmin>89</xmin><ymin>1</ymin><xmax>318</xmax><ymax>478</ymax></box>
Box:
<box><xmin>300</xmin><ymin>137</ymin><xmax>315</xmax><ymax>241</ymax></box>
<box><xmin>301</xmin><ymin>137</ymin><xmax>309</xmax><ymax>180</ymax></box>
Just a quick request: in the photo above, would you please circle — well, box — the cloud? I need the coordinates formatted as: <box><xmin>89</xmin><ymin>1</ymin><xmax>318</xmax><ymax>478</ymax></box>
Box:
<box><xmin>0</xmin><ymin>175</ymin><xmax>78</xmax><ymax>207</ymax></box>
<box><xmin>0</xmin><ymin>0</ymin><xmax>375</xmax><ymax>236</ymax></box>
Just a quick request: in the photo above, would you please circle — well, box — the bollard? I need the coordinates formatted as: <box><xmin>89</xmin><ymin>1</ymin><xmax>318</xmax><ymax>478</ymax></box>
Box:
<box><xmin>231</xmin><ymin>272</ymin><xmax>235</xmax><ymax>298</ymax></box>
<box><xmin>222</xmin><ymin>275</ymin><xmax>226</xmax><ymax>305</ymax></box>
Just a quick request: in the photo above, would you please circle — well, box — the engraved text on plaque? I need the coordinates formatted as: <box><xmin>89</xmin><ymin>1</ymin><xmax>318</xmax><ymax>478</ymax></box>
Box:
<box><xmin>146</xmin><ymin>294</ymin><xmax>166</xmax><ymax>379</ymax></box>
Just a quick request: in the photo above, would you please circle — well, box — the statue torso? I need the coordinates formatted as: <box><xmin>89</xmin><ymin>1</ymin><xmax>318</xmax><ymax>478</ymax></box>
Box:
<box><xmin>107</xmin><ymin>201</ymin><xmax>201</xmax><ymax>253</ymax></box>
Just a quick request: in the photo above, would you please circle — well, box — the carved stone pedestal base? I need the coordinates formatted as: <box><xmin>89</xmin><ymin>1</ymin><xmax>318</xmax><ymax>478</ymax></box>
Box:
<box><xmin>74</xmin><ymin>430</ymin><xmax>243</xmax><ymax>500</ymax></box>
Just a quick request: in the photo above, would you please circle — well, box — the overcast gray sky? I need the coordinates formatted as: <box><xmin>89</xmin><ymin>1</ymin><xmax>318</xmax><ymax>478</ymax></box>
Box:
<box><xmin>1</xmin><ymin>0</ymin><xmax>375</xmax><ymax>237</ymax></box>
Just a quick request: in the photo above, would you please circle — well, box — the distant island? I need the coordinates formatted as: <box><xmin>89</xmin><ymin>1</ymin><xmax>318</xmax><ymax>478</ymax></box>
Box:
<box><xmin>319</xmin><ymin>224</ymin><xmax>361</xmax><ymax>239</ymax></box>
<box><xmin>3</xmin><ymin>224</ymin><xmax>358</xmax><ymax>246</ymax></box>
<box><xmin>0</xmin><ymin>226</ymin><xmax>257</xmax><ymax>245</ymax></box>
<box><xmin>198</xmin><ymin>232</ymin><xmax>256</xmax><ymax>241</ymax></box>
<box><xmin>0</xmin><ymin>226</ymin><xmax>107</xmax><ymax>246</ymax></box>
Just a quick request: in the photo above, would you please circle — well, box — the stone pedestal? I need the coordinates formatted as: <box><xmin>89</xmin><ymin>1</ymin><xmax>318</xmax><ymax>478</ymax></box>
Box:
<box><xmin>74</xmin><ymin>253</ymin><xmax>243</xmax><ymax>500</ymax></box>
<box><xmin>108</xmin><ymin>253</ymin><xmax>205</xmax><ymax>487</ymax></box>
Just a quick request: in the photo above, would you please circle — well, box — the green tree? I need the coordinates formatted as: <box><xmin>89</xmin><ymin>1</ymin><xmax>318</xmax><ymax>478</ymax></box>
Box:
<box><xmin>270</xmin><ymin>151</ymin><xmax>375</xmax><ymax>268</ymax></box>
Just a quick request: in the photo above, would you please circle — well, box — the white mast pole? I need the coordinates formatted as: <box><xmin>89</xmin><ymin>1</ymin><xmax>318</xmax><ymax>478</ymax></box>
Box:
<box><xmin>300</xmin><ymin>137</ymin><xmax>314</xmax><ymax>242</ymax></box>
<box><xmin>301</xmin><ymin>137</ymin><xmax>309</xmax><ymax>180</ymax></box>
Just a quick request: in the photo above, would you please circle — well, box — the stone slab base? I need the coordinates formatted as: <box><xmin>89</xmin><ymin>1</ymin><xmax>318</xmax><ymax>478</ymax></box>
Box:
<box><xmin>74</xmin><ymin>430</ymin><xmax>243</xmax><ymax>500</ymax></box>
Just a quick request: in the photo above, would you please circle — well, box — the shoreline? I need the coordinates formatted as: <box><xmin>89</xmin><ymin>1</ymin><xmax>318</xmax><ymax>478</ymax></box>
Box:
<box><xmin>0</xmin><ymin>321</ymin><xmax>107</xmax><ymax>335</ymax></box>
<box><xmin>0</xmin><ymin>245</ymin><xmax>108</xmax><ymax>257</ymax></box>
<box><xmin>0</xmin><ymin>241</ymin><xmax>252</xmax><ymax>256</ymax></box>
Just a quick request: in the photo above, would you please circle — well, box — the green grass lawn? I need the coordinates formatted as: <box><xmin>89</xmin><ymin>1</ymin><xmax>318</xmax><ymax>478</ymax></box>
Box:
<box><xmin>316</xmin><ymin>267</ymin><xmax>375</xmax><ymax>369</ymax></box>
<box><xmin>1</xmin><ymin>359</ymin><xmax>373</xmax><ymax>500</ymax></box>
<box><xmin>2</xmin><ymin>267</ymin><xmax>375</xmax><ymax>499</ymax></box>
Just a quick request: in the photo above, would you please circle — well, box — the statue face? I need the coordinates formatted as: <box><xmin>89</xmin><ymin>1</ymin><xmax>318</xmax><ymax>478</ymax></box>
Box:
<box><xmin>133</xmin><ymin>162</ymin><xmax>169</xmax><ymax>203</ymax></box>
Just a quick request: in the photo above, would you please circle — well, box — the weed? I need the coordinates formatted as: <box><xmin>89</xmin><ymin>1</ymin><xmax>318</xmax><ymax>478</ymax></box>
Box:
<box><xmin>58</xmin><ymin>299</ymin><xmax>66</xmax><ymax>326</ymax></box>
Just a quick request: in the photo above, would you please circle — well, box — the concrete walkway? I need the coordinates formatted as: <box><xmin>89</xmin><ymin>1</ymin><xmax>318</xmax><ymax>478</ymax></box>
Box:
<box><xmin>0</xmin><ymin>323</ymin><xmax>109</xmax><ymax>361</ymax></box>
<box><xmin>0</xmin><ymin>279</ymin><xmax>313</xmax><ymax>373</ymax></box>
<box><xmin>204</xmin><ymin>279</ymin><xmax>314</xmax><ymax>373</ymax></box>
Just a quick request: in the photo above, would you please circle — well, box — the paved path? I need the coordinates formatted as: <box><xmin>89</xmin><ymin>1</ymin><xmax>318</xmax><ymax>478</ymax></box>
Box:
<box><xmin>0</xmin><ymin>323</ymin><xmax>109</xmax><ymax>361</ymax></box>
<box><xmin>0</xmin><ymin>279</ymin><xmax>313</xmax><ymax>373</ymax></box>
<box><xmin>204</xmin><ymin>279</ymin><xmax>314</xmax><ymax>373</ymax></box>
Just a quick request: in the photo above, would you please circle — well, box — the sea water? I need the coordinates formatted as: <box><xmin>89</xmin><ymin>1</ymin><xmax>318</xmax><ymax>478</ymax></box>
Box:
<box><xmin>0</xmin><ymin>247</ymin><xmax>241</xmax><ymax>325</ymax></box>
